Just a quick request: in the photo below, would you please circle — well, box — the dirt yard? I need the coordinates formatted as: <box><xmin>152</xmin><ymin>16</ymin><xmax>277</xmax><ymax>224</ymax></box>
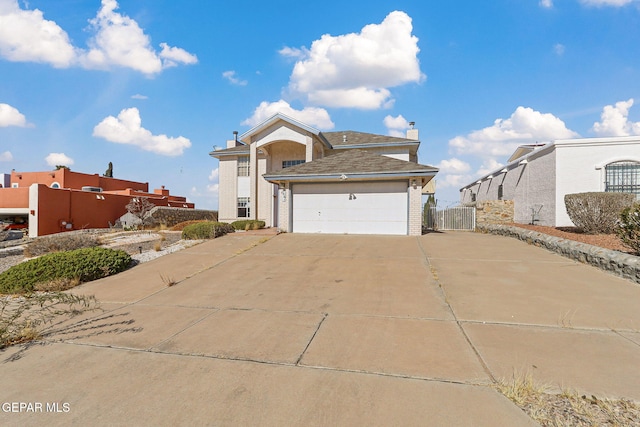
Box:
<box><xmin>510</xmin><ymin>223</ymin><xmax>631</xmax><ymax>253</ymax></box>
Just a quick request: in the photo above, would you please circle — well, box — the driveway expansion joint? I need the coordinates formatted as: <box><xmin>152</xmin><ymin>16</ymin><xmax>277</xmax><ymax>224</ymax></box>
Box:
<box><xmin>296</xmin><ymin>312</ymin><xmax>328</xmax><ymax>365</ymax></box>
<box><xmin>417</xmin><ymin>237</ymin><xmax>497</xmax><ymax>384</ymax></box>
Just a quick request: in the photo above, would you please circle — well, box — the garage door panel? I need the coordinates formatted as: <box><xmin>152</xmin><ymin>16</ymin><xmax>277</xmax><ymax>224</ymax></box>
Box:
<box><xmin>292</xmin><ymin>182</ymin><xmax>408</xmax><ymax>235</ymax></box>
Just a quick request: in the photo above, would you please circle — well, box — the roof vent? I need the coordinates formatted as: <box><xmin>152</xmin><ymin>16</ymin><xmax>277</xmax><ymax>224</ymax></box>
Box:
<box><xmin>342</xmin><ymin>134</ymin><xmax>347</xmax><ymax>143</ymax></box>
<box><xmin>409</xmin><ymin>121</ymin><xmax>415</xmax><ymax>129</ymax></box>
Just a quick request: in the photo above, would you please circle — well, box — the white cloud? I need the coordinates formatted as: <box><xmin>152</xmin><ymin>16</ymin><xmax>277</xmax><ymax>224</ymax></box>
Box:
<box><xmin>0</xmin><ymin>151</ymin><xmax>13</xmax><ymax>162</ymax></box>
<box><xmin>384</xmin><ymin>114</ymin><xmax>410</xmax><ymax>137</ymax></box>
<box><xmin>131</xmin><ymin>94</ymin><xmax>148</xmax><ymax>100</ymax></box>
<box><xmin>278</xmin><ymin>46</ymin><xmax>307</xmax><ymax>59</ymax></box>
<box><xmin>434</xmin><ymin>158</ymin><xmax>473</xmax><ymax>189</ymax></box>
<box><xmin>539</xmin><ymin>0</ymin><xmax>554</xmax><ymax>8</ymax></box>
<box><xmin>0</xmin><ymin>103</ymin><xmax>30</xmax><ymax>127</ymax></box>
<box><xmin>159</xmin><ymin>42</ymin><xmax>197</xmax><ymax>68</ymax></box>
<box><xmin>554</xmin><ymin>43</ymin><xmax>565</xmax><ymax>56</ymax></box>
<box><xmin>242</xmin><ymin>100</ymin><xmax>335</xmax><ymax>130</ymax></box>
<box><xmin>45</xmin><ymin>152</ymin><xmax>74</xmax><ymax>167</ymax></box>
<box><xmin>449</xmin><ymin>106</ymin><xmax>579</xmax><ymax>158</ymax></box>
<box><xmin>0</xmin><ymin>0</ymin><xmax>78</xmax><ymax>67</ymax></box>
<box><xmin>579</xmin><ymin>0</ymin><xmax>634</xmax><ymax>6</ymax></box>
<box><xmin>436</xmin><ymin>173</ymin><xmax>474</xmax><ymax>189</ymax></box>
<box><xmin>592</xmin><ymin>99</ymin><xmax>640</xmax><ymax>136</ymax></box>
<box><xmin>283</xmin><ymin>11</ymin><xmax>425</xmax><ymax>109</ymax></box>
<box><xmin>93</xmin><ymin>107</ymin><xmax>192</xmax><ymax>156</ymax></box>
<box><xmin>437</xmin><ymin>158</ymin><xmax>471</xmax><ymax>174</ymax></box>
<box><xmin>308</xmin><ymin>88</ymin><xmax>394</xmax><ymax>110</ymax></box>
<box><xmin>208</xmin><ymin>168</ymin><xmax>219</xmax><ymax>182</ymax></box>
<box><xmin>476</xmin><ymin>159</ymin><xmax>504</xmax><ymax>177</ymax></box>
<box><xmin>222</xmin><ymin>70</ymin><xmax>247</xmax><ymax>86</ymax></box>
<box><xmin>82</xmin><ymin>0</ymin><xmax>197</xmax><ymax>75</ymax></box>
<box><xmin>0</xmin><ymin>0</ymin><xmax>196</xmax><ymax>75</ymax></box>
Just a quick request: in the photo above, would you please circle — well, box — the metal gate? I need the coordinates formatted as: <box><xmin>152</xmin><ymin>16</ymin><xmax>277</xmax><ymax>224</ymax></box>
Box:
<box><xmin>425</xmin><ymin>206</ymin><xmax>476</xmax><ymax>231</ymax></box>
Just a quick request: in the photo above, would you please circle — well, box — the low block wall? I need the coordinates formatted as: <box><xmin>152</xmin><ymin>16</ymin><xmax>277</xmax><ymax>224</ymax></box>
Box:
<box><xmin>478</xmin><ymin>224</ymin><xmax>640</xmax><ymax>285</ymax></box>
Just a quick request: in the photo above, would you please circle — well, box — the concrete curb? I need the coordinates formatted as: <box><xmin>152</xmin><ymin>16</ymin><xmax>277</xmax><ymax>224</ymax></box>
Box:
<box><xmin>477</xmin><ymin>224</ymin><xmax>640</xmax><ymax>285</ymax></box>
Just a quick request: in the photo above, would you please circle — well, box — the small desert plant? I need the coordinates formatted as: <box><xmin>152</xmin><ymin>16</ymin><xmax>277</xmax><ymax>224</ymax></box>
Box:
<box><xmin>617</xmin><ymin>203</ymin><xmax>640</xmax><ymax>254</ymax></box>
<box><xmin>24</xmin><ymin>233</ymin><xmax>100</xmax><ymax>257</ymax></box>
<box><xmin>0</xmin><ymin>247</ymin><xmax>131</xmax><ymax>294</ymax></box>
<box><xmin>231</xmin><ymin>220</ymin><xmax>265</xmax><ymax>230</ymax></box>
<box><xmin>154</xmin><ymin>241</ymin><xmax>162</xmax><ymax>252</ymax></box>
<box><xmin>181</xmin><ymin>221</ymin><xmax>234</xmax><ymax>240</ymax></box>
<box><xmin>1</xmin><ymin>292</ymin><xmax>98</xmax><ymax>348</ymax></box>
<box><xmin>564</xmin><ymin>192</ymin><xmax>634</xmax><ymax>234</ymax></box>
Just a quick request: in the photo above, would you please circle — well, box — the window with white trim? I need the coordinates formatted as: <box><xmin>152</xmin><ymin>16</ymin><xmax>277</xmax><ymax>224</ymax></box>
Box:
<box><xmin>282</xmin><ymin>160</ymin><xmax>305</xmax><ymax>169</ymax></box>
<box><xmin>237</xmin><ymin>156</ymin><xmax>249</xmax><ymax>177</ymax></box>
<box><xmin>237</xmin><ymin>197</ymin><xmax>250</xmax><ymax>218</ymax></box>
<box><xmin>605</xmin><ymin>161</ymin><xmax>640</xmax><ymax>198</ymax></box>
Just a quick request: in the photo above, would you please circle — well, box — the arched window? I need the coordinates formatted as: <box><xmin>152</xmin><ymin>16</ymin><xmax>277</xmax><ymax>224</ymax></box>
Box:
<box><xmin>51</xmin><ymin>182</ymin><xmax>61</xmax><ymax>189</ymax></box>
<box><xmin>605</xmin><ymin>161</ymin><xmax>640</xmax><ymax>197</ymax></box>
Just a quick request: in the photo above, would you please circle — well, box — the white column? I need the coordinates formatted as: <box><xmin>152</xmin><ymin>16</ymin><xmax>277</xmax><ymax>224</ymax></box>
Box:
<box><xmin>250</xmin><ymin>143</ymin><xmax>257</xmax><ymax>220</ymax></box>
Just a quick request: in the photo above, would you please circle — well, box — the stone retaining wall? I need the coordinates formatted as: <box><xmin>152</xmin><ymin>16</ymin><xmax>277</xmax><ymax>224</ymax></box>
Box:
<box><xmin>474</xmin><ymin>200</ymin><xmax>514</xmax><ymax>225</ymax></box>
<box><xmin>147</xmin><ymin>207</ymin><xmax>218</xmax><ymax>227</ymax></box>
<box><xmin>478</xmin><ymin>224</ymin><xmax>640</xmax><ymax>285</ymax></box>
<box><xmin>119</xmin><ymin>207</ymin><xmax>218</xmax><ymax>228</ymax></box>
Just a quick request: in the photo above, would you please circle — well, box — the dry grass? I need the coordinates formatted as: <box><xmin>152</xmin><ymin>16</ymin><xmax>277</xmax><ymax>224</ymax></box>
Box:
<box><xmin>34</xmin><ymin>277</ymin><xmax>81</xmax><ymax>292</ymax></box>
<box><xmin>495</xmin><ymin>372</ymin><xmax>640</xmax><ymax>426</ymax></box>
<box><xmin>154</xmin><ymin>241</ymin><xmax>162</xmax><ymax>252</ymax></box>
<box><xmin>1</xmin><ymin>292</ymin><xmax>98</xmax><ymax>349</ymax></box>
<box><xmin>160</xmin><ymin>273</ymin><xmax>177</xmax><ymax>287</ymax></box>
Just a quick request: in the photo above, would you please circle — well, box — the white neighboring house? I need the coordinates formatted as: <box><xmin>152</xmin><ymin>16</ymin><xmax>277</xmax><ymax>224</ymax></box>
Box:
<box><xmin>209</xmin><ymin>113</ymin><xmax>438</xmax><ymax>236</ymax></box>
<box><xmin>460</xmin><ymin>135</ymin><xmax>640</xmax><ymax>227</ymax></box>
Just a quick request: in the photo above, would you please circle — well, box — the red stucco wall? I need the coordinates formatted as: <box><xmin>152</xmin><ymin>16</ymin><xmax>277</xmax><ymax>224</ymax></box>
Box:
<box><xmin>0</xmin><ymin>187</ymin><xmax>29</xmax><ymax>208</ymax></box>
<box><xmin>11</xmin><ymin>169</ymin><xmax>148</xmax><ymax>192</ymax></box>
<box><xmin>32</xmin><ymin>185</ymin><xmax>193</xmax><ymax>236</ymax></box>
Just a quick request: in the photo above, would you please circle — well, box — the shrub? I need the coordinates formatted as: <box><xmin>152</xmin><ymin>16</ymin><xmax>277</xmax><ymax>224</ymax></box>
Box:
<box><xmin>0</xmin><ymin>247</ymin><xmax>131</xmax><ymax>294</ymax></box>
<box><xmin>230</xmin><ymin>220</ymin><xmax>265</xmax><ymax>231</ymax></box>
<box><xmin>564</xmin><ymin>192</ymin><xmax>634</xmax><ymax>234</ymax></box>
<box><xmin>24</xmin><ymin>233</ymin><xmax>100</xmax><ymax>257</ymax></box>
<box><xmin>181</xmin><ymin>221</ymin><xmax>235</xmax><ymax>240</ymax></box>
<box><xmin>170</xmin><ymin>220</ymin><xmax>209</xmax><ymax>231</ymax></box>
<box><xmin>617</xmin><ymin>203</ymin><xmax>640</xmax><ymax>254</ymax></box>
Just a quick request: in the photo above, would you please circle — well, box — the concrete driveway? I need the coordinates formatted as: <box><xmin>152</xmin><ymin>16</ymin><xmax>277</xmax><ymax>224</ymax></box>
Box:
<box><xmin>1</xmin><ymin>232</ymin><xmax>639</xmax><ymax>426</ymax></box>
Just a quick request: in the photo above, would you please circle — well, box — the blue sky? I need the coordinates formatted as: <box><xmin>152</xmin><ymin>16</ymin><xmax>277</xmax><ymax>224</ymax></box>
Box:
<box><xmin>1</xmin><ymin>0</ymin><xmax>639</xmax><ymax>209</ymax></box>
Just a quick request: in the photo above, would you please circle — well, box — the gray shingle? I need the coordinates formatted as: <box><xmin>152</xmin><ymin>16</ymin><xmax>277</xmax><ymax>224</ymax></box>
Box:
<box><xmin>264</xmin><ymin>149</ymin><xmax>437</xmax><ymax>177</ymax></box>
<box><xmin>322</xmin><ymin>131</ymin><xmax>417</xmax><ymax>146</ymax></box>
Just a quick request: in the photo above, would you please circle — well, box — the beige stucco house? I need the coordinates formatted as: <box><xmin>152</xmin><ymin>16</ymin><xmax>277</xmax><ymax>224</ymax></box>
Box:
<box><xmin>210</xmin><ymin>113</ymin><xmax>437</xmax><ymax>235</ymax></box>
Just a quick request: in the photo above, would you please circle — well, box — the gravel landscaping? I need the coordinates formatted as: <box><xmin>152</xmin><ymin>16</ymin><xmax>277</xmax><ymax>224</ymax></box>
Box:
<box><xmin>0</xmin><ymin>230</ymin><xmax>203</xmax><ymax>274</ymax></box>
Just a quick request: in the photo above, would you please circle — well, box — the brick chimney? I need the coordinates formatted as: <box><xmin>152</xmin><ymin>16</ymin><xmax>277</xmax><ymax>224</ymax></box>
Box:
<box><xmin>154</xmin><ymin>185</ymin><xmax>170</xmax><ymax>196</ymax></box>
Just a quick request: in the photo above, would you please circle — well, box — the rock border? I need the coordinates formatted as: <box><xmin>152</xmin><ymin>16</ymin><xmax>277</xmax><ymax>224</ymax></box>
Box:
<box><xmin>477</xmin><ymin>224</ymin><xmax>640</xmax><ymax>285</ymax></box>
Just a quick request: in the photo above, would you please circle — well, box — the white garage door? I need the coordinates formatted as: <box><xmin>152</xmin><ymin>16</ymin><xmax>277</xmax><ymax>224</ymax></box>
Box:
<box><xmin>292</xmin><ymin>181</ymin><xmax>408</xmax><ymax>235</ymax></box>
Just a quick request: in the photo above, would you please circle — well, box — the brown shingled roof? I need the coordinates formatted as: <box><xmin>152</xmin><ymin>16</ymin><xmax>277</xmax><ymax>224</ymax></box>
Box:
<box><xmin>264</xmin><ymin>149</ymin><xmax>437</xmax><ymax>179</ymax></box>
